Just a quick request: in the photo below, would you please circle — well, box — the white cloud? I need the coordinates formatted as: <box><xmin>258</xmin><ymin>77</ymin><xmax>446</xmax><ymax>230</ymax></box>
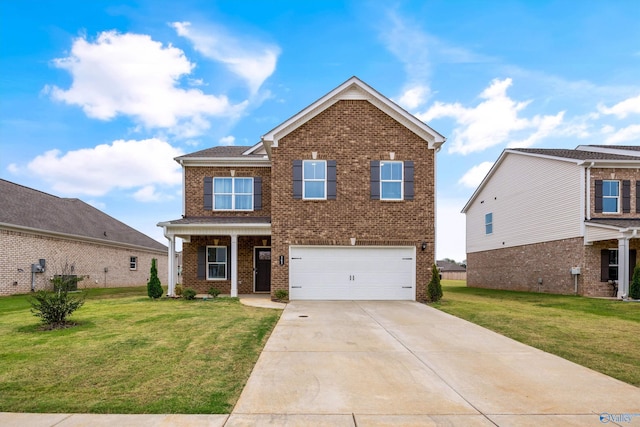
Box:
<box><xmin>604</xmin><ymin>124</ymin><xmax>640</xmax><ymax>144</ymax></box>
<box><xmin>7</xmin><ymin>163</ymin><xmax>19</xmax><ymax>174</ymax></box>
<box><xmin>219</xmin><ymin>135</ymin><xmax>235</xmax><ymax>146</ymax></box>
<box><xmin>133</xmin><ymin>185</ymin><xmax>165</xmax><ymax>202</ymax></box>
<box><xmin>396</xmin><ymin>85</ymin><xmax>431</xmax><ymax>110</ymax></box>
<box><xmin>45</xmin><ymin>31</ymin><xmax>245</xmax><ymax>138</ymax></box>
<box><xmin>598</xmin><ymin>94</ymin><xmax>640</xmax><ymax>118</ymax></box>
<box><xmin>26</xmin><ymin>138</ymin><xmax>183</xmax><ymax>197</ymax></box>
<box><xmin>172</xmin><ymin>21</ymin><xmax>279</xmax><ymax>96</ymax></box>
<box><xmin>419</xmin><ymin>78</ymin><xmax>564</xmax><ymax>155</ymax></box>
<box><xmin>458</xmin><ymin>161</ymin><xmax>494</xmax><ymax>188</ymax></box>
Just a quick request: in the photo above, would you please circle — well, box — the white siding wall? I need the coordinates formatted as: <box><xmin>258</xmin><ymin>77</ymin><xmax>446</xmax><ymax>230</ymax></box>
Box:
<box><xmin>466</xmin><ymin>153</ymin><xmax>583</xmax><ymax>253</ymax></box>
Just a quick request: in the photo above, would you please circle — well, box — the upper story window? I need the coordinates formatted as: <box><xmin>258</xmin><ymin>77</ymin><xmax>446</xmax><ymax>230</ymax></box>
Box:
<box><xmin>214</xmin><ymin>177</ymin><xmax>253</xmax><ymax>210</ymax></box>
<box><xmin>602</xmin><ymin>180</ymin><xmax>619</xmax><ymax>213</ymax></box>
<box><xmin>380</xmin><ymin>161</ymin><xmax>403</xmax><ymax>200</ymax></box>
<box><xmin>303</xmin><ymin>160</ymin><xmax>326</xmax><ymax>199</ymax></box>
<box><xmin>485</xmin><ymin>213</ymin><xmax>493</xmax><ymax>235</ymax></box>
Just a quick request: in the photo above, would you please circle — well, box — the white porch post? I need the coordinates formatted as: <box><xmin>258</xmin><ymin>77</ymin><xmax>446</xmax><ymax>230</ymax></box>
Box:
<box><xmin>618</xmin><ymin>237</ymin><xmax>629</xmax><ymax>299</ymax></box>
<box><xmin>230</xmin><ymin>234</ymin><xmax>238</xmax><ymax>297</ymax></box>
<box><xmin>167</xmin><ymin>234</ymin><xmax>176</xmax><ymax>297</ymax></box>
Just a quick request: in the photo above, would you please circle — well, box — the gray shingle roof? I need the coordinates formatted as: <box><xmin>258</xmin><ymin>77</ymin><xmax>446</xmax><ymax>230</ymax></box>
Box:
<box><xmin>0</xmin><ymin>179</ymin><xmax>167</xmax><ymax>252</ymax></box>
<box><xmin>436</xmin><ymin>260</ymin><xmax>467</xmax><ymax>272</ymax></box>
<box><xmin>511</xmin><ymin>148</ymin><xmax>640</xmax><ymax>161</ymax></box>
<box><xmin>176</xmin><ymin>145</ymin><xmax>262</xmax><ymax>159</ymax></box>
<box><xmin>587</xmin><ymin>219</ymin><xmax>640</xmax><ymax>229</ymax></box>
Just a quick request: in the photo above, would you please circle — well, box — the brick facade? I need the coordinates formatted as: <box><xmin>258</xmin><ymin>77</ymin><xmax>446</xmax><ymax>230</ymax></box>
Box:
<box><xmin>270</xmin><ymin>100</ymin><xmax>435</xmax><ymax>301</ymax></box>
<box><xmin>1</xmin><ymin>228</ymin><xmax>168</xmax><ymax>296</ymax></box>
<box><xmin>590</xmin><ymin>168</ymin><xmax>638</xmax><ymax>218</ymax></box>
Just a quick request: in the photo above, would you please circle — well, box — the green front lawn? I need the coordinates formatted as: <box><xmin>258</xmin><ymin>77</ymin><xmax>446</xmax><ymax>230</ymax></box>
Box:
<box><xmin>0</xmin><ymin>287</ymin><xmax>281</xmax><ymax>414</ymax></box>
<box><xmin>436</xmin><ymin>280</ymin><xmax>640</xmax><ymax>387</ymax></box>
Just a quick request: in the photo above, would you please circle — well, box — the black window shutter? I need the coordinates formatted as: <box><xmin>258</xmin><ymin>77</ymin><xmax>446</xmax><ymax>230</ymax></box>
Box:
<box><xmin>370</xmin><ymin>161</ymin><xmax>380</xmax><ymax>200</ymax></box>
<box><xmin>327</xmin><ymin>160</ymin><xmax>337</xmax><ymax>200</ymax></box>
<box><xmin>204</xmin><ymin>177</ymin><xmax>213</xmax><ymax>210</ymax></box>
<box><xmin>594</xmin><ymin>180</ymin><xmax>603</xmax><ymax>213</ymax></box>
<box><xmin>600</xmin><ymin>249</ymin><xmax>610</xmax><ymax>282</ymax></box>
<box><xmin>636</xmin><ymin>181</ymin><xmax>640</xmax><ymax>213</ymax></box>
<box><xmin>253</xmin><ymin>177</ymin><xmax>262</xmax><ymax>210</ymax></box>
<box><xmin>622</xmin><ymin>180</ymin><xmax>631</xmax><ymax>213</ymax></box>
<box><xmin>630</xmin><ymin>250</ymin><xmax>637</xmax><ymax>279</ymax></box>
<box><xmin>197</xmin><ymin>246</ymin><xmax>206</xmax><ymax>280</ymax></box>
<box><xmin>404</xmin><ymin>161</ymin><xmax>414</xmax><ymax>201</ymax></box>
<box><xmin>293</xmin><ymin>160</ymin><xmax>302</xmax><ymax>199</ymax></box>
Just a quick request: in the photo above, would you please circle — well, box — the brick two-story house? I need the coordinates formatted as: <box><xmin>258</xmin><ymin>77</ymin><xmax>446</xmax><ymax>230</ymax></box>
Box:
<box><xmin>158</xmin><ymin>77</ymin><xmax>446</xmax><ymax>301</ymax></box>
<box><xmin>462</xmin><ymin>146</ymin><xmax>640</xmax><ymax>298</ymax></box>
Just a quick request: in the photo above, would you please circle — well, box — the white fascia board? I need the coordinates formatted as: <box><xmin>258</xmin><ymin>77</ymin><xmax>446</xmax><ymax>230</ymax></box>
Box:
<box><xmin>158</xmin><ymin>222</ymin><xmax>271</xmax><ymax>237</ymax></box>
<box><xmin>242</xmin><ymin>141</ymin><xmax>267</xmax><ymax>155</ymax></box>
<box><xmin>579</xmin><ymin>160</ymin><xmax>640</xmax><ymax>168</ymax></box>
<box><xmin>576</xmin><ymin>145</ymin><xmax>640</xmax><ymax>157</ymax></box>
<box><xmin>261</xmin><ymin>76</ymin><xmax>446</xmax><ymax>149</ymax></box>
<box><xmin>176</xmin><ymin>157</ymin><xmax>271</xmax><ymax>167</ymax></box>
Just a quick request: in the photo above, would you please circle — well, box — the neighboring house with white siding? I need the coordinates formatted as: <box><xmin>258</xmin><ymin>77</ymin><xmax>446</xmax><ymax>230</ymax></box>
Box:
<box><xmin>1</xmin><ymin>179</ymin><xmax>168</xmax><ymax>296</ymax></box>
<box><xmin>462</xmin><ymin>145</ymin><xmax>640</xmax><ymax>298</ymax></box>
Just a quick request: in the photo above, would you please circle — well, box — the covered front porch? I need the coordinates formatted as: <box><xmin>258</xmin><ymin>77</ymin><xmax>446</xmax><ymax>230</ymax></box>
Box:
<box><xmin>585</xmin><ymin>219</ymin><xmax>639</xmax><ymax>299</ymax></box>
<box><xmin>157</xmin><ymin>217</ymin><xmax>271</xmax><ymax>297</ymax></box>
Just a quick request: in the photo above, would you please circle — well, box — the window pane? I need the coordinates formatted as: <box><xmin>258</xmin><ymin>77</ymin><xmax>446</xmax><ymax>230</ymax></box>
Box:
<box><xmin>214</xmin><ymin>195</ymin><xmax>232</xmax><ymax>209</ymax></box>
<box><xmin>214</xmin><ymin>178</ymin><xmax>232</xmax><ymax>193</ymax></box>
<box><xmin>208</xmin><ymin>264</ymin><xmax>226</xmax><ymax>279</ymax></box>
<box><xmin>304</xmin><ymin>181</ymin><xmax>325</xmax><ymax>198</ymax></box>
<box><xmin>609</xmin><ymin>267</ymin><xmax>618</xmax><ymax>281</ymax></box>
<box><xmin>485</xmin><ymin>213</ymin><xmax>492</xmax><ymax>224</ymax></box>
<box><xmin>303</xmin><ymin>161</ymin><xmax>325</xmax><ymax>179</ymax></box>
<box><xmin>216</xmin><ymin>247</ymin><xmax>227</xmax><ymax>262</ymax></box>
<box><xmin>381</xmin><ymin>182</ymin><xmax>401</xmax><ymax>199</ymax></box>
<box><xmin>603</xmin><ymin>181</ymin><xmax>619</xmax><ymax>197</ymax></box>
<box><xmin>235</xmin><ymin>178</ymin><xmax>252</xmax><ymax>194</ymax></box>
<box><xmin>603</xmin><ymin>198</ymin><xmax>618</xmax><ymax>213</ymax></box>
<box><xmin>235</xmin><ymin>195</ymin><xmax>252</xmax><ymax>210</ymax></box>
<box><xmin>609</xmin><ymin>250</ymin><xmax>618</xmax><ymax>265</ymax></box>
<box><xmin>381</xmin><ymin>162</ymin><xmax>402</xmax><ymax>180</ymax></box>
<box><xmin>208</xmin><ymin>247</ymin><xmax>226</xmax><ymax>263</ymax></box>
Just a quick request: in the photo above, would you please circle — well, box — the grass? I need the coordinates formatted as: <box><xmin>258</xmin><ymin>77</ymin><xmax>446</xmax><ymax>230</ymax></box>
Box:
<box><xmin>435</xmin><ymin>280</ymin><xmax>640</xmax><ymax>387</ymax></box>
<box><xmin>0</xmin><ymin>287</ymin><xmax>281</xmax><ymax>414</ymax></box>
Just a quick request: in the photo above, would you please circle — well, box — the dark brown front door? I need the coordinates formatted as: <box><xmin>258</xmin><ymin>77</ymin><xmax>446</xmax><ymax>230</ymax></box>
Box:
<box><xmin>255</xmin><ymin>248</ymin><xmax>271</xmax><ymax>292</ymax></box>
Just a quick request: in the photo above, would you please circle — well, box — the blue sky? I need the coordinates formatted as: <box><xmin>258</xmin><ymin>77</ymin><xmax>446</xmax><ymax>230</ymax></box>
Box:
<box><xmin>2</xmin><ymin>0</ymin><xmax>639</xmax><ymax>262</ymax></box>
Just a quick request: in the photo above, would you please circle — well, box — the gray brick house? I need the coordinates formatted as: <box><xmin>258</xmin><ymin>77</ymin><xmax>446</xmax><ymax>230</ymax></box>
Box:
<box><xmin>462</xmin><ymin>146</ymin><xmax>640</xmax><ymax>298</ymax></box>
<box><xmin>1</xmin><ymin>179</ymin><xmax>168</xmax><ymax>295</ymax></box>
<box><xmin>158</xmin><ymin>77</ymin><xmax>446</xmax><ymax>301</ymax></box>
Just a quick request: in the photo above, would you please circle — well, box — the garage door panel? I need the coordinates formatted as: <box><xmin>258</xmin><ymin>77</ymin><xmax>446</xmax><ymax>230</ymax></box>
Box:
<box><xmin>289</xmin><ymin>246</ymin><xmax>415</xmax><ymax>300</ymax></box>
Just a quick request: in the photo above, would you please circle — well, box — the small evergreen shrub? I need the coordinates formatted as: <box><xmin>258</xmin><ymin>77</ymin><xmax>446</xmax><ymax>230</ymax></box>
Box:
<box><xmin>427</xmin><ymin>263</ymin><xmax>443</xmax><ymax>303</ymax></box>
<box><xmin>174</xmin><ymin>284</ymin><xmax>183</xmax><ymax>296</ymax></box>
<box><xmin>183</xmin><ymin>288</ymin><xmax>197</xmax><ymax>300</ymax></box>
<box><xmin>30</xmin><ymin>275</ymin><xmax>85</xmax><ymax>329</ymax></box>
<box><xmin>274</xmin><ymin>289</ymin><xmax>288</xmax><ymax>301</ymax></box>
<box><xmin>630</xmin><ymin>265</ymin><xmax>640</xmax><ymax>300</ymax></box>
<box><xmin>208</xmin><ymin>287</ymin><xmax>221</xmax><ymax>298</ymax></box>
<box><xmin>147</xmin><ymin>258</ymin><xmax>163</xmax><ymax>299</ymax></box>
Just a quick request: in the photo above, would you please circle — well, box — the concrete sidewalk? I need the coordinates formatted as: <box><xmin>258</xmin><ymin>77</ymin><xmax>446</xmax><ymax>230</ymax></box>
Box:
<box><xmin>230</xmin><ymin>301</ymin><xmax>640</xmax><ymax>426</ymax></box>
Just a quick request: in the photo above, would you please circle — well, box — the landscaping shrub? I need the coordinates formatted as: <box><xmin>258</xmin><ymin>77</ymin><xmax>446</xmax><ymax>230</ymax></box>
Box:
<box><xmin>631</xmin><ymin>265</ymin><xmax>640</xmax><ymax>300</ymax></box>
<box><xmin>29</xmin><ymin>275</ymin><xmax>85</xmax><ymax>328</ymax></box>
<box><xmin>274</xmin><ymin>289</ymin><xmax>288</xmax><ymax>301</ymax></box>
<box><xmin>427</xmin><ymin>263</ymin><xmax>443</xmax><ymax>302</ymax></box>
<box><xmin>174</xmin><ymin>284</ymin><xmax>183</xmax><ymax>296</ymax></box>
<box><xmin>147</xmin><ymin>258</ymin><xmax>163</xmax><ymax>299</ymax></box>
<box><xmin>208</xmin><ymin>287</ymin><xmax>221</xmax><ymax>298</ymax></box>
<box><xmin>183</xmin><ymin>288</ymin><xmax>197</xmax><ymax>300</ymax></box>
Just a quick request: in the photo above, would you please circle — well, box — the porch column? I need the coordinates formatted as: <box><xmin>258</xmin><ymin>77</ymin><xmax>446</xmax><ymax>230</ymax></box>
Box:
<box><xmin>230</xmin><ymin>233</ymin><xmax>238</xmax><ymax>297</ymax></box>
<box><xmin>167</xmin><ymin>234</ymin><xmax>176</xmax><ymax>297</ymax></box>
<box><xmin>618</xmin><ymin>237</ymin><xmax>629</xmax><ymax>299</ymax></box>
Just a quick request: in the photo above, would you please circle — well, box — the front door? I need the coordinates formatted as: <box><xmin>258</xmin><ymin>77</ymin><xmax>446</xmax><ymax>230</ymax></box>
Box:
<box><xmin>255</xmin><ymin>248</ymin><xmax>271</xmax><ymax>292</ymax></box>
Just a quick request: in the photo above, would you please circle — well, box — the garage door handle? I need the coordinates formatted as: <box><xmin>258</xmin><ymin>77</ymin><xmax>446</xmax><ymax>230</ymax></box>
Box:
<box><xmin>402</xmin><ymin>286</ymin><xmax>412</xmax><ymax>288</ymax></box>
<box><xmin>292</xmin><ymin>286</ymin><xmax>302</xmax><ymax>288</ymax></box>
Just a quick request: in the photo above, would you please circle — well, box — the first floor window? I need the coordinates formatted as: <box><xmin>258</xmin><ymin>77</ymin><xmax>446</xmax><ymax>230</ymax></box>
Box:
<box><xmin>485</xmin><ymin>213</ymin><xmax>493</xmax><ymax>235</ymax></box>
<box><xmin>602</xmin><ymin>180</ymin><xmax>619</xmax><ymax>213</ymax></box>
<box><xmin>380</xmin><ymin>161</ymin><xmax>403</xmax><ymax>200</ymax></box>
<box><xmin>303</xmin><ymin>160</ymin><xmax>326</xmax><ymax>199</ymax></box>
<box><xmin>207</xmin><ymin>246</ymin><xmax>227</xmax><ymax>280</ymax></box>
<box><xmin>608</xmin><ymin>249</ymin><xmax>618</xmax><ymax>281</ymax></box>
<box><xmin>214</xmin><ymin>177</ymin><xmax>253</xmax><ymax>210</ymax></box>
<box><xmin>129</xmin><ymin>256</ymin><xmax>138</xmax><ymax>270</ymax></box>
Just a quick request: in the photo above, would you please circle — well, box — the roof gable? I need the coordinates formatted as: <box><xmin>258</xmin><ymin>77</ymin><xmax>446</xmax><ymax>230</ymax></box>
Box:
<box><xmin>261</xmin><ymin>76</ymin><xmax>446</xmax><ymax>151</ymax></box>
<box><xmin>0</xmin><ymin>179</ymin><xmax>167</xmax><ymax>252</ymax></box>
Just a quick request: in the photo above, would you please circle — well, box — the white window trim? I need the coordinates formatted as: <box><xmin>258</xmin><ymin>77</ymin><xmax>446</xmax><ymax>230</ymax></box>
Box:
<box><xmin>206</xmin><ymin>246</ymin><xmax>228</xmax><ymax>281</ymax></box>
<box><xmin>303</xmin><ymin>160</ymin><xmax>327</xmax><ymax>200</ymax></box>
<box><xmin>129</xmin><ymin>256</ymin><xmax>138</xmax><ymax>271</ymax></box>
<box><xmin>602</xmin><ymin>180</ymin><xmax>620</xmax><ymax>214</ymax></box>
<box><xmin>213</xmin><ymin>177</ymin><xmax>254</xmax><ymax>211</ymax></box>
<box><xmin>485</xmin><ymin>213</ymin><xmax>493</xmax><ymax>235</ymax></box>
<box><xmin>380</xmin><ymin>161</ymin><xmax>404</xmax><ymax>201</ymax></box>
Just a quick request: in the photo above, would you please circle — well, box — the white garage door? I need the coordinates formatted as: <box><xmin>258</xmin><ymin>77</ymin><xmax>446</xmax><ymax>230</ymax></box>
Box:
<box><xmin>289</xmin><ymin>246</ymin><xmax>415</xmax><ymax>300</ymax></box>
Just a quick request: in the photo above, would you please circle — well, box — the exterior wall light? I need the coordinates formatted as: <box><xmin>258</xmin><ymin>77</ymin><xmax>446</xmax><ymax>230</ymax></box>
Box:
<box><xmin>421</xmin><ymin>241</ymin><xmax>427</xmax><ymax>251</ymax></box>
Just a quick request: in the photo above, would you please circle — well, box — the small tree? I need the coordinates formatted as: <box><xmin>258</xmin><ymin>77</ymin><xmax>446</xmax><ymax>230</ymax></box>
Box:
<box><xmin>427</xmin><ymin>263</ymin><xmax>443</xmax><ymax>303</ymax></box>
<box><xmin>630</xmin><ymin>265</ymin><xmax>640</xmax><ymax>300</ymax></box>
<box><xmin>147</xmin><ymin>258</ymin><xmax>163</xmax><ymax>299</ymax></box>
<box><xmin>30</xmin><ymin>275</ymin><xmax>85</xmax><ymax>329</ymax></box>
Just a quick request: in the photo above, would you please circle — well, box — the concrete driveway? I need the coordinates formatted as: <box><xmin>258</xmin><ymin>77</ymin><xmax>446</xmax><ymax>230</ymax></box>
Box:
<box><xmin>229</xmin><ymin>301</ymin><xmax>640</xmax><ymax>426</ymax></box>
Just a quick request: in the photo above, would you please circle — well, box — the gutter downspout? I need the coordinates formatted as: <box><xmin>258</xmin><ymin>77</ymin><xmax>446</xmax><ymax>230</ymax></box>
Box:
<box><xmin>585</xmin><ymin>162</ymin><xmax>594</xmax><ymax>221</ymax></box>
<box><xmin>163</xmin><ymin>226</ymin><xmax>176</xmax><ymax>297</ymax></box>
